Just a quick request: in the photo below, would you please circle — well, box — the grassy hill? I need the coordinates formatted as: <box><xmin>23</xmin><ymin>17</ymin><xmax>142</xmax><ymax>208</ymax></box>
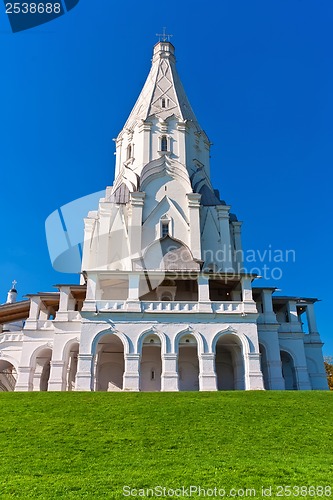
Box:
<box><xmin>0</xmin><ymin>392</ymin><xmax>331</xmax><ymax>499</ymax></box>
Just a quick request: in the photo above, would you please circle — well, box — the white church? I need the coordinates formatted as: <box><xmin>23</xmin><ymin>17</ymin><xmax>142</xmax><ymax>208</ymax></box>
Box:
<box><xmin>0</xmin><ymin>39</ymin><xmax>328</xmax><ymax>392</ymax></box>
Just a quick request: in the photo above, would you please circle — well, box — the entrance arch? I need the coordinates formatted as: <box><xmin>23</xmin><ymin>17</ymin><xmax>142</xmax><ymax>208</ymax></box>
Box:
<box><xmin>31</xmin><ymin>347</ymin><xmax>52</xmax><ymax>391</ymax></box>
<box><xmin>140</xmin><ymin>334</ymin><xmax>162</xmax><ymax>392</ymax></box>
<box><xmin>0</xmin><ymin>360</ymin><xmax>17</xmax><ymax>391</ymax></box>
<box><xmin>178</xmin><ymin>334</ymin><xmax>199</xmax><ymax>391</ymax></box>
<box><xmin>95</xmin><ymin>334</ymin><xmax>125</xmax><ymax>391</ymax></box>
<box><xmin>215</xmin><ymin>334</ymin><xmax>245</xmax><ymax>390</ymax></box>
<box><xmin>280</xmin><ymin>350</ymin><xmax>297</xmax><ymax>390</ymax></box>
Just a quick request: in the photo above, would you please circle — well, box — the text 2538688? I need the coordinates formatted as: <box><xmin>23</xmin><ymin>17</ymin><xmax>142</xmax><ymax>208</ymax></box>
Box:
<box><xmin>5</xmin><ymin>3</ymin><xmax>61</xmax><ymax>14</ymax></box>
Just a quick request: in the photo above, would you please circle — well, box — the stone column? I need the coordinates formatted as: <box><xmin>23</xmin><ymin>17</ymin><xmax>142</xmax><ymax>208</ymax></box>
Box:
<box><xmin>75</xmin><ymin>354</ymin><xmax>93</xmax><ymax>391</ymax></box>
<box><xmin>306</xmin><ymin>303</ymin><xmax>318</xmax><ymax>334</ymax></box>
<box><xmin>82</xmin><ymin>273</ymin><xmax>98</xmax><ymax>312</ymax></box>
<box><xmin>186</xmin><ymin>193</ymin><xmax>202</xmax><ymax>260</ymax></box>
<box><xmin>161</xmin><ymin>354</ymin><xmax>178</xmax><ymax>391</ymax></box>
<box><xmin>126</xmin><ymin>273</ymin><xmax>141</xmax><ymax>312</ymax></box>
<box><xmin>198</xmin><ymin>275</ymin><xmax>212</xmax><ymax>313</ymax></box>
<box><xmin>123</xmin><ymin>354</ymin><xmax>140</xmax><ymax>391</ymax></box>
<box><xmin>24</xmin><ymin>296</ymin><xmax>41</xmax><ymax>330</ymax></box>
<box><xmin>261</xmin><ymin>289</ymin><xmax>277</xmax><ymax>323</ymax></box>
<box><xmin>288</xmin><ymin>300</ymin><xmax>300</xmax><ymax>325</ymax></box>
<box><xmin>241</xmin><ymin>277</ymin><xmax>257</xmax><ymax>313</ymax></box>
<box><xmin>245</xmin><ymin>352</ymin><xmax>265</xmax><ymax>390</ymax></box>
<box><xmin>67</xmin><ymin>351</ymin><xmax>78</xmax><ymax>391</ymax></box>
<box><xmin>33</xmin><ymin>364</ymin><xmax>44</xmax><ymax>391</ymax></box>
<box><xmin>56</xmin><ymin>286</ymin><xmax>75</xmax><ymax>321</ymax></box>
<box><xmin>199</xmin><ymin>353</ymin><xmax>217</xmax><ymax>391</ymax></box>
<box><xmin>216</xmin><ymin>205</ymin><xmax>233</xmax><ymax>272</ymax></box>
<box><xmin>48</xmin><ymin>361</ymin><xmax>66</xmax><ymax>391</ymax></box>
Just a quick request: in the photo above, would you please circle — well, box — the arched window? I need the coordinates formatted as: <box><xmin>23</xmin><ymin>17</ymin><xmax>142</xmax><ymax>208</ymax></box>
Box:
<box><xmin>127</xmin><ymin>144</ymin><xmax>132</xmax><ymax>159</ymax></box>
<box><xmin>161</xmin><ymin>135</ymin><xmax>168</xmax><ymax>152</ymax></box>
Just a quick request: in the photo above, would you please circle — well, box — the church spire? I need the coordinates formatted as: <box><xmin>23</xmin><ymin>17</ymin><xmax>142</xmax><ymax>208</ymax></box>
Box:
<box><xmin>122</xmin><ymin>38</ymin><xmax>200</xmax><ymax>131</ymax></box>
<box><xmin>112</xmin><ymin>37</ymin><xmax>214</xmax><ymax>199</ymax></box>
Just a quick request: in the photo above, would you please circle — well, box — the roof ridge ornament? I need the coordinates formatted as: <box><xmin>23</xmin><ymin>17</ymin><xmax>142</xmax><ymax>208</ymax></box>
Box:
<box><xmin>156</xmin><ymin>27</ymin><xmax>173</xmax><ymax>42</ymax></box>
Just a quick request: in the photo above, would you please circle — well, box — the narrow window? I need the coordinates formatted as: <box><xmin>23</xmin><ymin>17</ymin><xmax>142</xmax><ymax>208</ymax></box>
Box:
<box><xmin>127</xmin><ymin>144</ymin><xmax>132</xmax><ymax>159</ymax></box>
<box><xmin>151</xmin><ymin>370</ymin><xmax>155</xmax><ymax>380</ymax></box>
<box><xmin>161</xmin><ymin>135</ymin><xmax>168</xmax><ymax>152</ymax></box>
<box><xmin>161</xmin><ymin>98</ymin><xmax>166</xmax><ymax>108</ymax></box>
<box><xmin>161</xmin><ymin>221</ymin><xmax>169</xmax><ymax>237</ymax></box>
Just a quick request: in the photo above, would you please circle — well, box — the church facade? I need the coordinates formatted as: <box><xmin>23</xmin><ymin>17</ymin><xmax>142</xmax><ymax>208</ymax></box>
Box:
<box><xmin>0</xmin><ymin>41</ymin><xmax>328</xmax><ymax>392</ymax></box>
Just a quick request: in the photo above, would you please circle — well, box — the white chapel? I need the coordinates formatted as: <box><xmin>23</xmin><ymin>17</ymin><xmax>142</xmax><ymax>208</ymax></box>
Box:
<box><xmin>0</xmin><ymin>40</ymin><xmax>328</xmax><ymax>392</ymax></box>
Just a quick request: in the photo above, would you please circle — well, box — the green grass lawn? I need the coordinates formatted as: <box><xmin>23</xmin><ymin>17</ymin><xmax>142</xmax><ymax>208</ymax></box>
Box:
<box><xmin>0</xmin><ymin>392</ymin><xmax>332</xmax><ymax>499</ymax></box>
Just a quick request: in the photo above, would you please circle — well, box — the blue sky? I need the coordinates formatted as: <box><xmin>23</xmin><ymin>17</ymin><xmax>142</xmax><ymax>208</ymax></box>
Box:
<box><xmin>1</xmin><ymin>0</ymin><xmax>332</xmax><ymax>354</ymax></box>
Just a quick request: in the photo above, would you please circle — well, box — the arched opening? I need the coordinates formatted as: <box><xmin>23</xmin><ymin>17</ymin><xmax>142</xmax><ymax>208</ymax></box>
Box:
<box><xmin>178</xmin><ymin>335</ymin><xmax>199</xmax><ymax>391</ymax></box>
<box><xmin>140</xmin><ymin>334</ymin><xmax>162</xmax><ymax>392</ymax></box>
<box><xmin>0</xmin><ymin>360</ymin><xmax>17</xmax><ymax>392</ymax></box>
<box><xmin>33</xmin><ymin>348</ymin><xmax>52</xmax><ymax>391</ymax></box>
<box><xmin>66</xmin><ymin>342</ymin><xmax>79</xmax><ymax>391</ymax></box>
<box><xmin>95</xmin><ymin>334</ymin><xmax>124</xmax><ymax>391</ymax></box>
<box><xmin>215</xmin><ymin>334</ymin><xmax>244</xmax><ymax>390</ymax></box>
<box><xmin>280</xmin><ymin>351</ymin><xmax>297</xmax><ymax>390</ymax></box>
<box><xmin>259</xmin><ymin>344</ymin><xmax>269</xmax><ymax>390</ymax></box>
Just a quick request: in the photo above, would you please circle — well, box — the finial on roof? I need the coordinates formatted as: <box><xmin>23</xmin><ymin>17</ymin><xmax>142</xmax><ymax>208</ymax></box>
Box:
<box><xmin>11</xmin><ymin>280</ymin><xmax>17</xmax><ymax>292</ymax></box>
<box><xmin>156</xmin><ymin>27</ymin><xmax>173</xmax><ymax>42</ymax></box>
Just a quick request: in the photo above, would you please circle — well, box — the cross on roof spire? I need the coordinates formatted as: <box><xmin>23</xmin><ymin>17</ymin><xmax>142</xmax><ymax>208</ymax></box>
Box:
<box><xmin>11</xmin><ymin>280</ymin><xmax>17</xmax><ymax>290</ymax></box>
<box><xmin>156</xmin><ymin>27</ymin><xmax>173</xmax><ymax>42</ymax></box>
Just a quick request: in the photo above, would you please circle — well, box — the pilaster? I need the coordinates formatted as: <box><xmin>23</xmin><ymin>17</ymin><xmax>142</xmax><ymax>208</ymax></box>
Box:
<box><xmin>82</xmin><ymin>273</ymin><xmax>98</xmax><ymax>312</ymax></box>
<box><xmin>75</xmin><ymin>354</ymin><xmax>93</xmax><ymax>391</ymax></box>
<box><xmin>186</xmin><ymin>193</ymin><xmax>202</xmax><ymax>260</ymax></box>
<box><xmin>123</xmin><ymin>354</ymin><xmax>140</xmax><ymax>391</ymax></box>
<box><xmin>128</xmin><ymin>192</ymin><xmax>145</xmax><ymax>258</ymax></box>
<box><xmin>197</xmin><ymin>275</ymin><xmax>213</xmax><ymax>313</ymax></box>
<box><xmin>139</xmin><ymin>120</ymin><xmax>152</xmax><ymax>165</ymax></box>
<box><xmin>306</xmin><ymin>303</ymin><xmax>318</xmax><ymax>334</ymax></box>
<box><xmin>245</xmin><ymin>352</ymin><xmax>265</xmax><ymax>390</ymax></box>
<box><xmin>176</xmin><ymin>121</ymin><xmax>187</xmax><ymax>164</ymax></box>
<box><xmin>161</xmin><ymin>354</ymin><xmax>178</xmax><ymax>391</ymax></box>
<box><xmin>199</xmin><ymin>353</ymin><xmax>217</xmax><ymax>391</ymax></box>
<box><xmin>216</xmin><ymin>205</ymin><xmax>233</xmax><ymax>271</ymax></box>
<box><xmin>232</xmin><ymin>221</ymin><xmax>243</xmax><ymax>271</ymax></box>
<box><xmin>15</xmin><ymin>366</ymin><xmax>33</xmax><ymax>392</ymax></box>
<box><xmin>241</xmin><ymin>277</ymin><xmax>257</xmax><ymax>313</ymax></box>
<box><xmin>261</xmin><ymin>290</ymin><xmax>278</xmax><ymax>323</ymax></box>
<box><xmin>48</xmin><ymin>361</ymin><xmax>66</xmax><ymax>391</ymax></box>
